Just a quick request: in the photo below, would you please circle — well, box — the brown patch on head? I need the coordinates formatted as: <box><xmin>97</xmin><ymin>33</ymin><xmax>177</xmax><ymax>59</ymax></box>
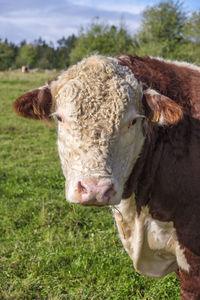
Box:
<box><xmin>13</xmin><ymin>86</ymin><xmax>53</xmax><ymax>120</ymax></box>
<box><xmin>117</xmin><ymin>54</ymin><xmax>200</xmax><ymax>120</ymax></box>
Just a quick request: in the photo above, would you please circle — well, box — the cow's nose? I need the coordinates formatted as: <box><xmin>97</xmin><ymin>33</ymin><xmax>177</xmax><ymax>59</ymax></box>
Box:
<box><xmin>77</xmin><ymin>179</ymin><xmax>115</xmax><ymax>205</ymax></box>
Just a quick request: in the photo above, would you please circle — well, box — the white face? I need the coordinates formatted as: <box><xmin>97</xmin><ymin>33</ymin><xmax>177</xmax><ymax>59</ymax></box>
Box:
<box><xmin>51</xmin><ymin>56</ymin><xmax>145</xmax><ymax>206</ymax></box>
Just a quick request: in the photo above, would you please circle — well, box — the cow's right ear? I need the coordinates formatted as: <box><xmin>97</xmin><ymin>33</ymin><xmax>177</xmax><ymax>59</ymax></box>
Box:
<box><xmin>13</xmin><ymin>86</ymin><xmax>53</xmax><ymax>120</ymax></box>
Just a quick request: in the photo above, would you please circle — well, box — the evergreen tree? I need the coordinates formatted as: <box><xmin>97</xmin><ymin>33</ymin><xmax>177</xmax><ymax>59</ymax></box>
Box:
<box><xmin>56</xmin><ymin>35</ymin><xmax>77</xmax><ymax>69</ymax></box>
<box><xmin>0</xmin><ymin>39</ymin><xmax>16</xmax><ymax>70</ymax></box>
<box><xmin>33</xmin><ymin>38</ymin><xmax>57</xmax><ymax>69</ymax></box>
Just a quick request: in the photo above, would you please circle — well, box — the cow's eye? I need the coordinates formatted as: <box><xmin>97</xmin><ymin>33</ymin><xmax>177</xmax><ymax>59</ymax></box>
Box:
<box><xmin>53</xmin><ymin>113</ymin><xmax>63</xmax><ymax>122</ymax></box>
<box><xmin>131</xmin><ymin>119</ymin><xmax>137</xmax><ymax>126</ymax></box>
<box><xmin>56</xmin><ymin>114</ymin><xmax>63</xmax><ymax>122</ymax></box>
<box><xmin>128</xmin><ymin>118</ymin><xmax>137</xmax><ymax>128</ymax></box>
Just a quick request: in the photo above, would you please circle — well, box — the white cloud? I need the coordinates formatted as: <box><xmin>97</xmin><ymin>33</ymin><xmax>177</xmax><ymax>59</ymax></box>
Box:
<box><xmin>0</xmin><ymin>0</ymin><xmax>144</xmax><ymax>44</ymax></box>
<box><xmin>73</xmin><ymin>0</ymin><xmax>146</xmax><ymax>14</ymax></box>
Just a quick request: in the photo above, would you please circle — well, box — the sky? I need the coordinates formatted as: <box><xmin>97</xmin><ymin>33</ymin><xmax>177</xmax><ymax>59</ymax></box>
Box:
<box><xmin>1</xmin><ymin>0</ymin><xmax>200</xmax><ymax>46</ymax></box>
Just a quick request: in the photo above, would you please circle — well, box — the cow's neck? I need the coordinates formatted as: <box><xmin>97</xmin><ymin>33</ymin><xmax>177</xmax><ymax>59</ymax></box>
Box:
<box><xmin>112</xmin><ymin>194</ymin><xmax>190</xmax><ymax>278</ymax></box>
<box><xmin>123</xmin><ymin>113</ymin><xmax>200</xmax><ymax>256</ymax></box>
<box><xmin>122</xmin><ymin>126</ymin><xmax>160</xmax><ymax>211</ymax></box>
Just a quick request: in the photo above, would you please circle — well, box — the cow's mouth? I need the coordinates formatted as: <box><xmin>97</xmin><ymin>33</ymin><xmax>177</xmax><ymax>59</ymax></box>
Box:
<box><xmin>80</xmin><ymin>202</ymin><xmax>108</xmax><ymax>207</ymax></box>
<box><xmin>79</xmin><ymin>194</ymin><xmax>111</xmax><ymax>207</ymax></box>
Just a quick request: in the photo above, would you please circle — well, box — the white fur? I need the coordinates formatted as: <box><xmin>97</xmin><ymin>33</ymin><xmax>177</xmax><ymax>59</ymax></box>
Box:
<box><xmin>113</xmin><ymin>196</ymin><xmax>190</xmax><ymax>277</ymax></box>
<box><xmin>153</xmin><ymin>56</ymin><xmax>200</xmax><ymax>73</ymax></box>
<box><xmin>50</xmin><ymin>55</ymin><xmax>145</xmax><ymax>205</ymax></box>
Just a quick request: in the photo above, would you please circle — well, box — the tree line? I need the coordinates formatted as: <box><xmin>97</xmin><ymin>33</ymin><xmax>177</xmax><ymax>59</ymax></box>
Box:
<box><xmin>0</xmin><ymin>0</ymin><xmax>200</xmax><ymax>71</ymax></box>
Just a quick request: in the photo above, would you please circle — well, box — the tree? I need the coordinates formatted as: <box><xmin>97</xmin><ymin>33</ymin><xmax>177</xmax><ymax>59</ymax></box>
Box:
<box><xmin>184</xmin><ymin>11</ymin><xmax>200</xmax><ymax>43</ymax></box>
<box><xmin>69</xmin><ymin>18</ymin><xmax>134</xmax><ymax>64</ymax></box>
<box><xmin>134</xmin><ymin>1</ymin><xmax>186</xmax><ymax>59</ymax></box>
<box><xmin>0</xmin><ymin>39</ymin><xmax>16</xmax><ymax>70</ymax></box>
<box><xmin>180</xmin><ymin>11</ymin><xmax>200</xmax><ymax>64</ymax></box>
<box><xmin>15</xmin><ymin>44</ymin><xmax>37</xmax><ymax>68</ymax></box>
<box><xmin>56</xmin><ymin>35</ymin><xmax>77</xmax><ymax>69</ymax></box>
<box><xmin>32</xmin><ymin>38</ymin><xmax>57</xmax><ymax>69</ymax></box>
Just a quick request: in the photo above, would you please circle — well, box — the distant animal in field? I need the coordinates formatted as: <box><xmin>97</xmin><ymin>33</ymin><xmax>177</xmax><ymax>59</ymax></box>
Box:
<box><xmin>21</xmin><ymin>65</ymin><xmax>29</xmax><ymax>73</ymax></box>
<box><xmin>14</xmin><ymin>55</ymin><xmax>200</xmax><ymax>300</ymax></box>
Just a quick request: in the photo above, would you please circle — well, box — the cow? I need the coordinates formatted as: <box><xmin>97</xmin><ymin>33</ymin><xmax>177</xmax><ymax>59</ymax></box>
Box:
<box><xmin>21</xmin><ymin>65</ymin><xmax>29</xmax><ymax>73</ymax></box>
<box><xmin>13</xmin><ymin>55</ymin><xmax>200</xmax><ymax>300</ymax></box>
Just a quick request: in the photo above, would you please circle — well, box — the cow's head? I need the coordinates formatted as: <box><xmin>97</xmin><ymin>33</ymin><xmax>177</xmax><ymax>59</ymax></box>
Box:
<box><xmin>14</xmin><ymin>55</ymin><xmax>182</xmax><ymax>206</ymax></box>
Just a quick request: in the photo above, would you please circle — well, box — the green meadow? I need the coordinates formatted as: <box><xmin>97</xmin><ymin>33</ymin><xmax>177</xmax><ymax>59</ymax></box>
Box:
<box><xmin>0</xmin><ymin>70</ymin><xmax>180</xmax><ymax>299</ymax></box>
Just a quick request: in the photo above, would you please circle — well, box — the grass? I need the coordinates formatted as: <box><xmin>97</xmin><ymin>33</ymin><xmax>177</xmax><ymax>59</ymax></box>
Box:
<box><xmin>0</xmin><ymin>70</ymin><xmax>180</xmax><ymax>299</ymax></box>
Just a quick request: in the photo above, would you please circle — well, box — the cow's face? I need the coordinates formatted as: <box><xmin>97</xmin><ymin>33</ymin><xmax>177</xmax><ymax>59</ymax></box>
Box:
<box><xmin>51</xmin><ymin>56</ymin><xmax>145</xmax><ymax>206</ymax></box>
<box><xmin>14</xmin><ymin>55</ymin><xmax>183</xmax><ymax>207</ymax></box>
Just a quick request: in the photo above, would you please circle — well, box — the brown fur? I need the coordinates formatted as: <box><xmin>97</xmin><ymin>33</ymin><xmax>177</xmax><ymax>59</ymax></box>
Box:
<box><xmin>118</xmin><ymin>55</ymin><xmax>200</xmax><ymax>299</ymax></box>
<box><xmin>177</xmin><ymin>246</ymin><xmax>200</xmax><ymax>300</ymax></box>
<box><xmin>13</xmin><ymin>87</ymin><xmax>52</xmax><ymax>120</ymax></box>
<box><xmin>143</xmin><ymin>89</ymin><xmax>183</xmax><ymax>125</ymax></box>
<box><xmin>117</xmin><ymin>55</ymin><xmax>200</xmax><ymax>118</ymax></box>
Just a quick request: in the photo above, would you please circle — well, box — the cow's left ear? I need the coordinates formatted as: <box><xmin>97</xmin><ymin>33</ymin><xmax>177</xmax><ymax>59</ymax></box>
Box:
<box><xmin>13</xmin><ymin>85</ymin><xmax>53</xmax><ymax>121</ymax></box>
<box><xmin>143</xmin><ymin>89</ymin><xmax>183</xmax><ymax>126</ymax></box>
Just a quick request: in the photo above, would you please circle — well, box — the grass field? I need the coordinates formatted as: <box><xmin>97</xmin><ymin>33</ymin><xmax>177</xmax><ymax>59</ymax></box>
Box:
<box><xmin>0</xmin><ymin>70</ymin><xmax>180</xmax><ymax>299</ymax></box>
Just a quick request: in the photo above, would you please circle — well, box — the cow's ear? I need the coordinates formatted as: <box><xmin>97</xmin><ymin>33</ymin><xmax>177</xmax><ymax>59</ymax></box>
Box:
<box><xmin>143</xmin><ymin>89</ymin><xmax>183</xmax><ymax>126</ymax></box>
<box><xmin>13</xmin><ymin>86</ymin><xmax>53</xmax><ymax>120</ymax></box>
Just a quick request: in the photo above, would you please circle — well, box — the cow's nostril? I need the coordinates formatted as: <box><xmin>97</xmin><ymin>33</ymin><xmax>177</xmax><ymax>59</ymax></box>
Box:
<box><xmin>77</xmin><ymin>179</ymin><xmax>115</xmax><ymax>205</ymax></box>
<box><xmin>103</xmin><ymin>184</ymin><xmax>115</xmax><ymax>200</ymax></box>
<box><xmin>78</xmin><ymin>181</ymin><xmax>88</xmax><ymax>194</ymax></box>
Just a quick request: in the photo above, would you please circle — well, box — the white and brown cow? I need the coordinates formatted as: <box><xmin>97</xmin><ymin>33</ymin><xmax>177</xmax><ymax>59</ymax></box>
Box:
<box><xmin>14</xmin><ymin>55</ymin><xmax>200</xmax><ymax>299</ymax></box>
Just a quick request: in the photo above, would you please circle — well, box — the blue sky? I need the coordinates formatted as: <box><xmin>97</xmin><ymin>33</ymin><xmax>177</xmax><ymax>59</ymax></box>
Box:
<box><xmin>1</xmin><ymin>0</ymin><xmax>200</xmax><ymax>45</ymax></box>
